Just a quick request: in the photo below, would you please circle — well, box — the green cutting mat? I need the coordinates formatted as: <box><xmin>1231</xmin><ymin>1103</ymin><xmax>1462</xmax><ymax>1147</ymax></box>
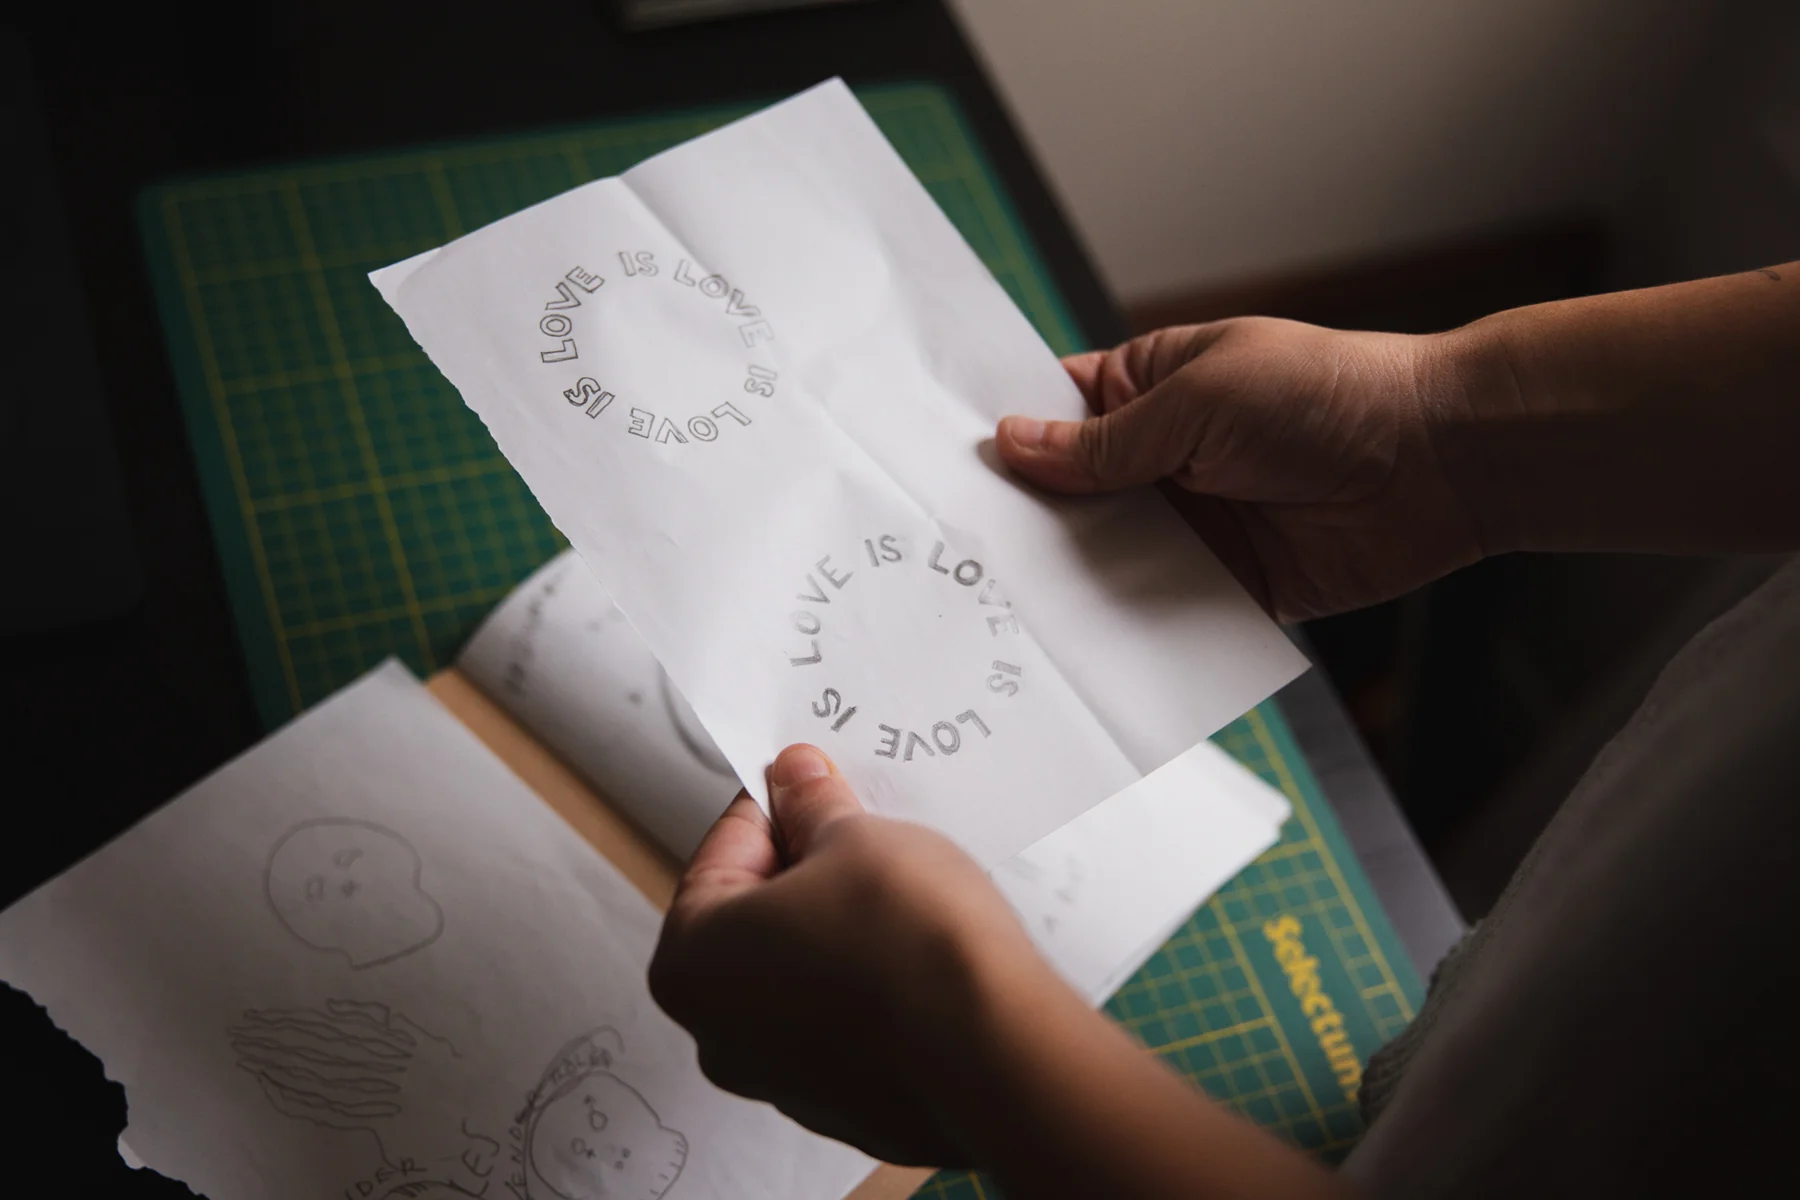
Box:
<box><xmin>140</xmin><ymin>83</ymin><xmax>1423</xmax><ymax>1186</ymax></box>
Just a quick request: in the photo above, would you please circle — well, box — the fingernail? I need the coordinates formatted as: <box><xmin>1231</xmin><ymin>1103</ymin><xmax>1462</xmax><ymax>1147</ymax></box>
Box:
<box><xmin>1004</xmin><ymin>416</ymin><xmax>1046</xmax><ymax>449</ymax></box>
<box><xmin>770</xmin><ymin>744</ymin><xmax>832</xmax><ymax>792</ymax></box>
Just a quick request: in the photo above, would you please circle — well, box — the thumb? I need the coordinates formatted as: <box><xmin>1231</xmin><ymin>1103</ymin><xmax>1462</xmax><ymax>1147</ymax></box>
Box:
<box><xmin>767</xmin><ymin>744</ymin><xmax>865</xmax><ymax>864</ymax></box>
<box><xmin>996</xmin><ymin>383</ymin><xmax>1197</xmax><ymax>495</ymax></box>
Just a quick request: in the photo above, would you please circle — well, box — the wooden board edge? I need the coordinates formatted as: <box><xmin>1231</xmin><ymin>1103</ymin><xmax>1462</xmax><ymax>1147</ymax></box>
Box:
<box><xmin>846</xmin><ymin>1166</ymin><xmax>937</xmax><ymax>1200</ymax></box>
<box><xmin>426</xmin><ymin>667</ymin><xmax>682</xmax><ymax>908</ymax></box>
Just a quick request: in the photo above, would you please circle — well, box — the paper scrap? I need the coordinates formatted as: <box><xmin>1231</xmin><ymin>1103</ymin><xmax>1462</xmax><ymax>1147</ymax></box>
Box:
<box><xmin>996</xmin><ymin>741</ymin><xmax>1288</xmax><ymax>1003</ymax></box>
<box><xmin>0</xmin><ymin>662</ymin><xmax>872</xmax><ymax>1200</ymax></box>
<box><xmin>373</xmin><ymin>79</ymin><xmax>1306</xmax><ymax>867</ymax></box>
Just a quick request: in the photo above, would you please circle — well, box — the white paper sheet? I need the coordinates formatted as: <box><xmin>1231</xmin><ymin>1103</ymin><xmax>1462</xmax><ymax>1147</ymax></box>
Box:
<box><xmin>994</xmin><ymin>741</ymin><xmax>1288</xmax><ymax>1003</ymax></box>
<box><xmin>0</xmin><ymin>662</ymin><xmax>872</xmax><ymax>1200</ymax></box>
<box><xmin>459</xmin><ymin>550</ymin><xmax>739</xmax><ymax>861</ymax></box>
<box><xmin>372</xmin><ymin>79</ymin><xmax>1306</xmax><ymax>868</ymax></box>
<box><xmin>460</xmin><ymin>549</ymin><xmax>1289</xmax><ymax>1004</ymax></box>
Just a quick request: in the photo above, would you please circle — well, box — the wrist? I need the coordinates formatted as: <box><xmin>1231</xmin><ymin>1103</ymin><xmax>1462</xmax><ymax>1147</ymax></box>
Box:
<box><xmin>895</xmin><ymin>926</ymin><xmax>1090</xmax><ymax>1159</ymax></box>
<box><xmin>1418</xmin><ymin>315</ymin><xmax>1539</xmax><ymax>556</ymax></box>
<box><xmin>1414</xmin><ymin>273</ymin><xmax>1800</xmax><ymax>557</ymax></box>
<box><xmin>898</xmin><ymin>932</ymin><xmax>1345</xmax><ymax>1198</ymax></box>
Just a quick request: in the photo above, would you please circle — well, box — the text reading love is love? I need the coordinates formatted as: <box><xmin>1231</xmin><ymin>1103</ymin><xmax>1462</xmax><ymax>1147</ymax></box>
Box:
<box><xmin>533</xmin><ymin>257</ymin><xmax>776</xmax><ymax>448</ymax></box>
<box><xmin>785</xmin><ymin>536</ymin><xmax>1024</xmax><ymax>764</ymax></box>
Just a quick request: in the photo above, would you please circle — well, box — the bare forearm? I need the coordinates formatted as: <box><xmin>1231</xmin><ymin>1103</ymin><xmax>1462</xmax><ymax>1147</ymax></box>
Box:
<box><xmin>922</xmin><ymin>953</ymin><xmax>1350</xmax><ymax>1200</ymax></box>
<box><xmin>1433</xmin><ymin>263</ymin><xmax>1800</xmax><ymax>555</ymax></box>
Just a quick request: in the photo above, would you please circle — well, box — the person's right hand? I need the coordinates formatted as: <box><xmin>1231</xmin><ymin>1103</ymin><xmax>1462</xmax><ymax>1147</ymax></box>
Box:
<box><xmin>996</xmin><ymin>317</ymin><xmax>1490</xmax><ymax>622</ymax></box>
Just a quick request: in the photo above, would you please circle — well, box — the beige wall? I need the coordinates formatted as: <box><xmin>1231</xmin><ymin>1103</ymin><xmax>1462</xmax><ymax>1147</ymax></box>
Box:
<box><xmin>948</xmin><ymin>0</ymin><xmax>1719</xmax><ymax>305</ymax></box>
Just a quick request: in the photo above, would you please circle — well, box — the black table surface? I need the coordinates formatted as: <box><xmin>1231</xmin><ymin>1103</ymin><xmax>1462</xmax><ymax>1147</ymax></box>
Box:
<box><xmin>2</xmin><ymin>3</ymin><xmax>1459</xmax><ymax>1192</ymax></box>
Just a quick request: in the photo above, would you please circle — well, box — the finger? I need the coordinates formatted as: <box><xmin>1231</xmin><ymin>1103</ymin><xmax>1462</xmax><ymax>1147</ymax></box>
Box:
<box><xmin>1090</xmin><ymin>341</ymin><xmax>1151</xmax><ymax>414</ymax></box>
<box><xmin>996</xmin><ymin>381</ymin><xmax>1198</xmax><ymax>495</ymax></box>
<box><xmin>1092</xmin><ymin>326</ymin><xmax>1229</xmax><ymax>415</ymax></box>
<box><xmin>767</xmin><ymin>744</ymin><xmax>865</xmax><ymax>863</ymax></box>
<box><xmin>676</xmin><ymin>791</ymin><xmax>780</xmax><ymax>909</ymax></box>
<box><xmin>1060</xmin><ymin>351</ymin><xmax>1107</xmax><ymax>413</ymax></box>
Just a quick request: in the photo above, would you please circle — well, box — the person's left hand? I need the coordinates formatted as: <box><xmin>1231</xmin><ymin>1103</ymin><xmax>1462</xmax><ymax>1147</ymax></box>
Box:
<box><xmin>648</xmin><ymin>744</ymin><xmax>1061</xmax><ymax>1168</ymax></box>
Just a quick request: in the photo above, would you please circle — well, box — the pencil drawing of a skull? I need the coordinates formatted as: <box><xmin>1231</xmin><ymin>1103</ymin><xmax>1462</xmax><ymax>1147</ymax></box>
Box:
<box><xmin>265</xmin><ymin>819</ymin><xmax>444</xmax><ymax>968</ymax></box>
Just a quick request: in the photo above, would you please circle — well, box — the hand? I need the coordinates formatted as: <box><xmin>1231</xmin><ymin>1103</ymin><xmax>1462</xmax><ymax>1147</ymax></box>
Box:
<box><xmin>996</xmin><ymin>318</ymin><xmax>1487</xmax><ymax>622</ymax></box>
<box><xmin>651</xmin><ymin>746</ymin><xmax>1350</xmax><ymax>1199</ymax></box>
<box><xmin>648</xmin><ymin>744</ymin><xmax>1061</xmax><ymax>1167</ymax></box>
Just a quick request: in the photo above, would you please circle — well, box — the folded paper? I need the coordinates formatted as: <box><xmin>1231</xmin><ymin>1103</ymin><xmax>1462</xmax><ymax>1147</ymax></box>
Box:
<box><xmin>459</xmin><ymin>548</ymin><xmax>1290</xmax><ymax>1000</ymax></box>
<box><xmin>373</xmin><ymin>79</ymin><xmax>1306</xmax><ymax>866</ymax></box>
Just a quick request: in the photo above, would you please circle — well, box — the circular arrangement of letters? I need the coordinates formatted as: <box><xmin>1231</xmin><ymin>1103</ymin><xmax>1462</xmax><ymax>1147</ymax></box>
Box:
<box><xmin>783</xmin><ymin>534</ymin><xmax>1025</xmax><ymax>764</ymax></box>
<box><xmin>533</xmin><ymin>257</ymin><xmax>775</xmax><ymax>449</ymax></box>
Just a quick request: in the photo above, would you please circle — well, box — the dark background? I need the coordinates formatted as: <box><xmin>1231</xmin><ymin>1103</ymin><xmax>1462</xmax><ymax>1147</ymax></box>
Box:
<box><xmin>5</xmin><ymin>0</ymin><xmax>1798</xmax><ymax>1192</ymax></box>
